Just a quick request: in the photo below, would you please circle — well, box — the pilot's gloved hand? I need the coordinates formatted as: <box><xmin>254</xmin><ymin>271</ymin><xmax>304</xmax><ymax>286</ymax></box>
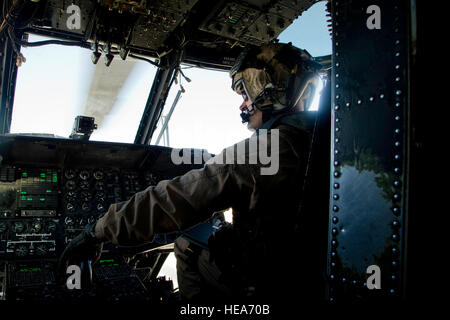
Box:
<box><xmin>207</xmin><ymin>222</ymin><xmax>236</xmax><ymax>274</ymax></box>
<box><xmin>57</xmin><ymin>222</ymin><xmax>103</xmax><ymax>279</ymax></box>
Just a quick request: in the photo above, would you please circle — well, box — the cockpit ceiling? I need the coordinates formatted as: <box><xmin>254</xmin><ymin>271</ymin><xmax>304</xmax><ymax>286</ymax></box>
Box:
<box><xmin>21</xmin><ymin>0</ymin><xmax>318</xmax><ymax>69</ymax></box>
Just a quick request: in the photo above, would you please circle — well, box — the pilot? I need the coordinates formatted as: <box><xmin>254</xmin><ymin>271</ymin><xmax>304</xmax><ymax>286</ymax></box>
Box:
<box><xmin>59</xmin><ymin>42</ymin><xmax>322</xmax><ymax>303</ymax></box>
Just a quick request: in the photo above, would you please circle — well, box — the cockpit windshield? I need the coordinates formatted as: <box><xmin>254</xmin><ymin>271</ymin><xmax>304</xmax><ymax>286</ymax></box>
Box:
<box><xmin>10</xmin><ymin>2</ymin><xmax>330</xmax><ymax>154</ymax></box>
<box><xmin>10</xmin><ymin>34</ymin><xmax>157</xmax><ymax>143</ymax></box>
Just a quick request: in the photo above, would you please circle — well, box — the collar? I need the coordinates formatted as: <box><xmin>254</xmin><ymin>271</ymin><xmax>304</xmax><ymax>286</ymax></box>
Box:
<box><xmin>256</xmin><ymin>111</ymin><xmax>316</xmax><ymax>135</ymax></box>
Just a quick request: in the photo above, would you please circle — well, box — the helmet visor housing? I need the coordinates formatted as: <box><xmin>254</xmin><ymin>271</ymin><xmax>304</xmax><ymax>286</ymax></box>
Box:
<box><xmin>231</xmin><ymin>68</ymin><xmax>271</xmax><ymax>104</ymax></box>
<box><xmin>230</xmin><ymin>43</ymin><xmax>322</xmax><ymax>112</ymax></box>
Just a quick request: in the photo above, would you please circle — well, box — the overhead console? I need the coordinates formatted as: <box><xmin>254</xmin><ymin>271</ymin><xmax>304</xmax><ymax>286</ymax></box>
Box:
<box><xmin>15</xmin><ymin>0</ymin><xmax>317</xmax><ymax>69</ymax></box>
<box><xmin>198</xmin><ymin>0</ymin><xmax>312</xmax><ymax>46</ymax></box>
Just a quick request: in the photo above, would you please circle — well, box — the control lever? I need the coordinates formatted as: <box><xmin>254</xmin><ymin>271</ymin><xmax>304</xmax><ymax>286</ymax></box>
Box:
<box><xmin>79</xmin><ymin>260</ymin><xmax>93</xmax><ymax>291</ymax></box>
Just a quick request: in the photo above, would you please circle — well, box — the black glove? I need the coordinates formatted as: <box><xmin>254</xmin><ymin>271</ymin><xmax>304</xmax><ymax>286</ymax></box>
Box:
<box><xmin>57</xmin><ymin>222</ymin><xmax>103</xmax><ymax>280</ymax></box>
<box><xmin>207</xmin><ymin>222</ymin><xmax>238</xmax><ymax>276</ymax></box>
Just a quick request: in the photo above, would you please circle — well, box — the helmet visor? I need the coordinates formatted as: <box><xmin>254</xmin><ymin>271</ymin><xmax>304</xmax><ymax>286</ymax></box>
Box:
<box><xmin>231</xmin><ymin>68</ymin><xmax>269</xmax><ymax>103</ymax></box>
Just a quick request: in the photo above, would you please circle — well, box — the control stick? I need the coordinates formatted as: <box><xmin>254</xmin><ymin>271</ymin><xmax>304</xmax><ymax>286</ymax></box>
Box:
<box><xmin>80</xmin><ymin>260</ymin><xmax>93</xmax><ymax>291</ymax></box>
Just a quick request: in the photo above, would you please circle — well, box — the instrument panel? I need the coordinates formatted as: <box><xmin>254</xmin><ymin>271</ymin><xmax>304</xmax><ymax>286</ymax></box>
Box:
<box><xmin>0</xmin><ymin>165</ymin><xmax>171</xmax><ymax>259</ymax></box>
<box><xmin>0</xmin><ymin>134</ymin><xmax>204</xmax><ymax>302</ymax></box>
<box><xmin>0</xmin><ymin>167</ymin><xmax>59</xmax><ymax>259</ymax></box>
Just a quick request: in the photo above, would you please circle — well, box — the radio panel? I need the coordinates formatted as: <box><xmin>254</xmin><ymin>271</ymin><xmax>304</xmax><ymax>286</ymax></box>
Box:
<box><xmin>0</xmin><ymin>167</ymin><xmax>60</xmax><ymax>259</ymax></box>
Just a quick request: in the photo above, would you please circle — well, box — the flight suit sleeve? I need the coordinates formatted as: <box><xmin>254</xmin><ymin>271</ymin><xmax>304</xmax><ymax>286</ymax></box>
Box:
<box><xmin>94</xmin><ymin>143</ymin><xmax>258</xmax><ymax>246</ymax></box>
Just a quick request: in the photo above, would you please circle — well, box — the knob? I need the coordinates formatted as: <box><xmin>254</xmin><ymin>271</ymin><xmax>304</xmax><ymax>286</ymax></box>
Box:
<box><xmin>12</xmin><ymin>221</ymin><xmax>25</xmax><ymax>233</ymax></box>
<box><xmin>93</xmin><ymin>170</ymin><xmax>104</xmax><ymax>180</ymax></box>
<box><xmin>65</xmin><ymin>180</ymin><xmax>76</xmax><ymax>190</ymax></box>
<box><xmin>30</xmin><ymin>220</ymin><xmax>42</xmax><ymax>233</ymax></box>
<box><xmin>35</xmin><ymin>243</ymin><xmax>48</xmax><ymax>256</ymax></box>
<box><xmin>80</xmin><ymin>181</ymin><xmax>90</xmax><ymax>190</ymax></box>
<box><xmin>81</xmin><ymin>191</ymin><xmax>92</xmax><ymax>201</ymax></box>
<box><xmin>78</xmin><ymin>217</ymin><xmax>86</xmax><ymax>226</ymax></box>
<box><xmin>65</xmin><ymin>217</ymin><xmax>74</xmax><ymax>227</ymax></box>
<box><xmin>66</xmin><ymin>191</ymin><xmax>77</xmax><ymax>199</ymax></box>
<box><xmin>95</xmin><ymin>181</ymin><xmax>105</xmax><ymax>191</ymax></box>
<box><xmin>47</xmin><ymin>221</ymin><xmax>57</xmax><ymax>233</ymax></box>
<box><xmin>79</xmin><ymin>170</ymin><xmax>90</xmax><ymax>180</ymax></box>
<box><xmin>66</xmin><ymin>203</ymin><xmax>75</xmax><ymax>212</ymax></box>
<box><xmin>15</xmin><ymin>244</ymin><xmax>29</xmax><ymax>257</ymax></box>
<box><xmin>65</xmin><ymin>170</ymin><xmax>76</xmax><ymax>179</ymax></box>
<box><xmin>95</xmin><ymin>192</ymin><xmax>106</xmax><ymax>202</ymax></box>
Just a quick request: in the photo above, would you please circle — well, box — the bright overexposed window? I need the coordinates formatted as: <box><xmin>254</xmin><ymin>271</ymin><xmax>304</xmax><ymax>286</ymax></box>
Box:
<box><xmin>151</xmin><ymin>67</ymin><xmax>251</xmax><ymax>154</ymax></box>
<box><xmin>11</xmin><ymin>34</ymin><xmax>157</xmax><ymax>143</ymax></box>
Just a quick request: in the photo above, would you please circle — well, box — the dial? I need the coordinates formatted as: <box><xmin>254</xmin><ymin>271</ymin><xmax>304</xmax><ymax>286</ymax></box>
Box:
<box><xmin>65</xmin><ymin>180</ymin><xmax>76</xmax><ymax>190</ymax></box>
<box><xmin>78</xmin><ymin>218</ymin><xmax>88</xmax><ymax>230</ymax></box>
<box><xmin>79</xmin><ymin>170</ymin><xmax>90</xmax><ymax>180</ymax></box>
<box><xmin>93</xmin><ymin>170</ymin><xmax>104</xmax><ymax>180</ymax></box>
<box><xmin>64</xmin><ymin>217</ymin><xmax>74</xmax><ymax>227</ymax></box>
<box><xmin>15</xmin><ymin>244</ymin><xmax>28</xmax><ymax>257</ymax></box>
<box><xmin>145</xmin><ymin>173</ymin><xmax>158</xmax><ymax>185</ymax></box>
<box><xmin>81</xmin><ymin>191</ymin><xmax>92</xmax><ymax>201</ymax></box>
<box><xmin>35</xmin><ymin>243</ymin><xmax>48</xmax><ymax>256</ymax></box>
<box><xmin>133</xmin><ymin>182</ymin><xmax>142</xmax><ymax>192</ymax></box>
<box><xmin>96</xmin><ymin>203</ymin><xmax>105</xmax><ymax>212</ymax></box>
<box><xmin>95</xmin><ymin>181</ymin><xmax>105</xmax><ymax>191</ymax></box>
<box><xmin>80</xmin><ymin>180</ymin><xmax>90</xmax><ymax>190</ymax></box>
<box><xmin>46</xmin><ymin>221</ymin><xmax>57</xmax><ymax>232</ymax></box>
<box><xmin>65</xmin><ymin>191</ymin><xmax>77</xmax><ymax>199</ymax></box>
<box><xmin>30</xmin><ymin>220</ymin><xmax>42</xmax><ymax>233</ymax></box>
<box><xmin>66</xmin><ymin>203</ymin><xmax>75</xmax><ymax>212</ymax></box>
<box><xmin>65</xmin><ymin>169</ymin><xmax>76</xmax><ymax>179</ymax></box>
<box><xmin>12</xmin><ymin>221</ymin><xmax>25</xmax><ymax>233</ymax></box>
<box><xmin>95</xmin><ymin>191</ymin><xmax>106</xmax><ymax>202</ymax></box>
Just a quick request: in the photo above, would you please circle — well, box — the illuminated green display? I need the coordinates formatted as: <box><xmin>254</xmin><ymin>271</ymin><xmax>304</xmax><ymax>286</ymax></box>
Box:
<box><xmin>19</xmin><ymin>267</ymin><xmax>41</xmax><ymax>272</ymax></box>
<box><xmin>99</xmin><ymin>259</ymin><xmax>119</xmax><ymax>267</ymax></box>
